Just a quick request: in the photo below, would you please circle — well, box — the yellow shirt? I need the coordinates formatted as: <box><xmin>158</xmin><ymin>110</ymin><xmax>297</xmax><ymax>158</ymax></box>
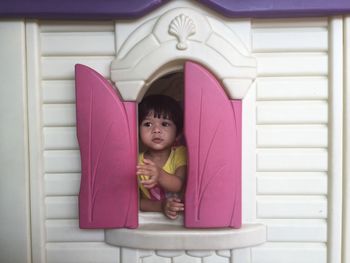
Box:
<box><xmin>139</xmin><ymin>146</ymin><xmax>187</xmax><ymax>199</ymax></box>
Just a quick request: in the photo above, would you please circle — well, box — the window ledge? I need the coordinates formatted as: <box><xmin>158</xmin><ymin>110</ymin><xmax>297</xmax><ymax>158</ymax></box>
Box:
<box><xmin>105</xmin><ymin>213</ymin><xmax>266</xmax><ymax>250</ymax></box>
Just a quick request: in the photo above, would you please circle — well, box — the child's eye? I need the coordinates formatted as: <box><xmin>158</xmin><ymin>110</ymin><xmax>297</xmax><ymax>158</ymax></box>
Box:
<box><xmin>143</xmin><ymin>122</ymin><xmax>152</xmax><ymax>127</ymax></box>
<box><xmin>162</xmin><ymin>122</ymin><xmax>171</xmax><ymax>127</ymax></box>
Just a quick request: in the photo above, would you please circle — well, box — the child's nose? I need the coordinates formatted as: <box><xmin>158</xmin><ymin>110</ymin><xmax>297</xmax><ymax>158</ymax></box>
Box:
<box><xmin>152</xmin><ymin>125</ymin><xmax>161</xmax><ymax>133</ymax></box>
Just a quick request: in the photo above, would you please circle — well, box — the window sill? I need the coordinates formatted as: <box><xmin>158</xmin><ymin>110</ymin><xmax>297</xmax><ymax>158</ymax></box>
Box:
<box><xmin>105</xmin><ymin>212</ymin><xmax>266</xmax><ymax>250</ymax></box>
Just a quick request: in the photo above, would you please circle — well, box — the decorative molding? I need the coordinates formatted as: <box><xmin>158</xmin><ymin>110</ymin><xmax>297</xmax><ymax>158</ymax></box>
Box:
<box><xmin>111</xmin><ymin>6</ymin><xmax>257</xmax><ymax>101</ymax></box>
<box><xmin>119</xmin><ymin>246</ymin><xmax>252</xmax><ymax>263</ymax></box>
<box><xmin>169</xmin><ymin>14</ymin><xmax>196</xmax><ymax>50</ymax></box>
<box><xmin>106</xmin><ymin>223</ymin><xmax>266</xmax><ymax>250</ymax></box>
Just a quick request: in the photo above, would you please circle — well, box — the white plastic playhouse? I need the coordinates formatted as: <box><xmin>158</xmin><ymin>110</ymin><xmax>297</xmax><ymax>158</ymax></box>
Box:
<box><xmin>1</xmin><ymin>0</ymin><xmax>350</xmax><ymax>262</ymax></box>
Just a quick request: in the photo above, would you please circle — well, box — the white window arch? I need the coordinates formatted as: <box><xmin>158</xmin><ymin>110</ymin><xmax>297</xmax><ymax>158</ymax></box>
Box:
<box><xmin>110</xmin><ymin>7</ymin><xmax>256</xmax><ymax>101</ymax></box>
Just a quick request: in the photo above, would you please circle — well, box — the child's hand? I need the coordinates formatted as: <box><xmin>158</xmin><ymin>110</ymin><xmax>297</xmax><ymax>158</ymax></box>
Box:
<box><xmin>137</xmin><ymin>159</ymin><xmax>161</xmax><ymax>189</ymax></box>
<box><xmin>162</xmin><ymin>196</ymin><xmax>184</xmax><ymax>220</ymax></box>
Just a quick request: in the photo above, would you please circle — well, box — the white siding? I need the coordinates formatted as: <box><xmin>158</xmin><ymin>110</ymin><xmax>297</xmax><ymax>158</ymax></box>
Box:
<box><xmin>42</xmin><ymin>80</ymin><xmax>75</xmax><ymax>103</ymax></box>
<box><xmin>259</xmin><ymin>219</ymin><xmax>327</xmax><ymax>242</ymax></box>
<box><xmin>252</xmin><ymin>27</ymin><xmax>327</xmax><ymax>52</ymax></box>
<box><xmin>252</xmin><ymin>243</ymin><xmax>327</xmax><ymax>263</ymax></box>
<box><xmin>256</xmin><ymin>53</ymin><xmax>328</xmax><ymax>76</ymax></box>
<box><xmin>256</xmin><ymin>148</ymin><xmax>328</xmax><ymax>171</ymax></box>
<box><xmin>43</xmin><ymin>104</ymin><xmax>76</xmax><ymax>126</ymax></box>
<box><xmin>252</xmin><ymin>17</ymin><xmax>329</xmax><ymax>263</ymax></box>
<box><xmin>46</xmin><ymin>243</ymin><xmax>119</xmax><ymax>263</ymax></box>
<box><xmin>41</xmin><ymin>32</ymin><xmax>115</xmax><ymax>56</ymax></box>
<box><xmin>256</xmin><ymin>101</ymin><xmax>328</xmax><ymax>124</ymax></box>
<box><xmin>256</xmin><ymin>196</ymin><xmax>327</xmax><ymax>218</ymax></box>
<box><xmin>257</xmin><ymin>172</ymin><xmax>327</xmax><ymax>194</ymax></box>
<box><xmin>257</xmin><ymin>125</ymin><xmax>328</xmax><ymax>148</ymax></box>
<box><xmin>46</xmin><ymin>220</ymin><xmax>104</xmax><ymax>242</ymax></box>
<box><xmin>256</xmin><ymin>77</ymin><xmax>328</xmax><ymax>100</ymax></box>
<box><xmin>44</xmin><ymin>173</ymin><xmax>80</xmax><ymax>195</ymax></box>
<box><xmin>39</xmin><ymin>21</ymin><xmax>116</xmax><ymax>263</ymax></box>
<box><xmin>44</xmin><ymin>127</ymin><xmax>78</xmax><ymax>150</ymax></box>
<box><xmin>45</xmin><ymin>196</ymin><xmax>78</xmax><ymax>219</ymax></box>
<box><xmin>41</xmin><ymin>57</ymin><xmax>112</xmax><ymax>80</ymax></box>
<box><xmin>44</xmin><ymin>150</ymin><xmax>81</xmax><ymax>173</ymax></box>
<box><xmin>29</xmin><ymin>16</ymin><xmax>338</xmax><ymax>263</ymax></box>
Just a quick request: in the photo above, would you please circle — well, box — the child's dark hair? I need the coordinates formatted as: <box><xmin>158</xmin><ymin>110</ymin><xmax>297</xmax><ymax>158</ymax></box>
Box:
<box><xmin>138</xmin><ymin>94</ymin><xmax>183</xmax><ymax>135</ymax></box>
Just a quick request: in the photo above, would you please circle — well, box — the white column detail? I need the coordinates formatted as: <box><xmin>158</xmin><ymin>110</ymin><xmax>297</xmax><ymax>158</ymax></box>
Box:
<box><xmin>26</xmin><ymin>21</ymin><xmax>46</xmax><ymax>263</ymax></box>
<box><xmin>343</xmin><ymin>15</ymin><xmax>350</xmax><ymax>263</ymax></box>
<box><xmin>328</xmin><ymin>16</ymin><xmax>343</xmax><ymax>263</ymax></box>
<box><xmin>0</xmin><ymin>20</ymin><xmax>31</xmax><ymax>263</ymax></box>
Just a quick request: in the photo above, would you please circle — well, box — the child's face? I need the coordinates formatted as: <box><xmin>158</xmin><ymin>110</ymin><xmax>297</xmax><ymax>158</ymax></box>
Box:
<box><xmin>140</xmin><ymin>112</ymin><xmax>177</xmax><ymax>152</ymax></box>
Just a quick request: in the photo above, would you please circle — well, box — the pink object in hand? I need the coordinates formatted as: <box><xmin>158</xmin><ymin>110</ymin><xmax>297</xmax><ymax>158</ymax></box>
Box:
<box><xmin>184</xmin><ymin>62</ymin><xmax>242</xmax><ymax>228</ymax></box>
<box><xmin>75</xmin><ymin>64</ymin><xmax>138</xmax><ymax>229</ymax></box>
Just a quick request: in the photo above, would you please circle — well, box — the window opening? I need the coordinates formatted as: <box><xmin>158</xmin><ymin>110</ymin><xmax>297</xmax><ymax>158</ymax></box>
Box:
<box><xmin>138</xmin><ymin>71</ymin><xmax>186</xmax><ymax>221</ymax></box>
<box><xmin>139</xmin><ymin>71</ymin><xmax>185</xmax><ymax>152</ymax></box>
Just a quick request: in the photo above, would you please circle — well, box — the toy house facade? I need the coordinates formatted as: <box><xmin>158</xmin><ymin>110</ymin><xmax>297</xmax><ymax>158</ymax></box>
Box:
<box><xmin>1</xmin><ymin>0</ymin><xmax>350</xmax><ymax>262</ymax></box>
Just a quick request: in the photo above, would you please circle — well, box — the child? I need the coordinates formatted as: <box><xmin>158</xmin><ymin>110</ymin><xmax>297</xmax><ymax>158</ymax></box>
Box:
<box><xmin>137</xmin><ymin>94</ymin><xmax>186</xmax><ymax>219</ymax></box>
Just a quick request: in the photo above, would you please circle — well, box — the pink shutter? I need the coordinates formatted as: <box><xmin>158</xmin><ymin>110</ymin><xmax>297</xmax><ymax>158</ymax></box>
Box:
<box><xmin>184</xmin><ymin>62</ymin><xmax>242</xmax><ymax>228</ymax></box>
<box><xmin>75</xmin><ymin>64</ymin><xmax>138</xmax><ymax>229</ymax></box>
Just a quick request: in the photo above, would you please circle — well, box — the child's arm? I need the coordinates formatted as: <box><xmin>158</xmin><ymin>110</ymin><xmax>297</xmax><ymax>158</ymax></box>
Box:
<box><xmin>137</xmin><ymin>159</ymin><xmax>186</xmax><ymax>192</ymax></box>
<box><xmin>140</xmin><ymin>196</ymin><xmax>184</xmax><ymax>220</ymax></box>
<box><xmin>158</xmin><ymin>165</ymin><xmax>186</xmax><ymax>192</ymax></box>
<box><xmin>140</xmin><ymin>198</ymin><xmax>162</xmax><ymax>212</ymax></box>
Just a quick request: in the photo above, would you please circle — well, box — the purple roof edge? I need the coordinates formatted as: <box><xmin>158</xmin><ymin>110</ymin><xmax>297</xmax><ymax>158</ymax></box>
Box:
<box><xmin>199</xmin><ymin>0</ymin><xmax>350</xmax><ymax>18</ymax></box>
<box><xmin>0</xmin><ymin>0</ymin><xmax>349</xmax><ymax>19</ymax></box>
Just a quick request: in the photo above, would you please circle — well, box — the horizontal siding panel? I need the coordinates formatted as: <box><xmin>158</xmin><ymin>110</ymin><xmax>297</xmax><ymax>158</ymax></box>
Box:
<box><xmin>42</xmin><ymin>80</ymin><xmax>75</xmax><ymax>103</ymax></box>
<box><xmin>260</xmin><ymin>219</ymin><xmax>327</xmax><ymax>242</ymax></box>
<box><xmin>255</xmin><ymin>53</ymin><xmax>327</xmax><ymax>77</ymax></box>
<box><xmin>45</xmin><ymin>173</ymin><xmax>80</xmax><ymax>196</ymax></box>
<box><xmin>46</xmin><ymin>220</ymin><xmax>104</xmax><ymax>242</ymax></box>
<box><xmin>252</xmin><ymin>243</ymin><xmax>326</xmax><ymax>263</ymax></box>
<box><xmin>256</xmin><ymin>148</ymin><xmax>328</xmax><ymax>171</ymax></box>
<box><xmin>44</xmin><ymin>150</ymin><xmax>81</xmax><ymax>173</ymax></box>
<box><xmin>257</xmin><ymin>125</ymin><xmax>328</xmax><ymax>147</ymax></box>
<box><xmin>252</xmin><ymin>18</ymin><xmax>328</xmax><ymax>28</ymax></box>
<box><xmin>257</xmin><ymin>172</ymin><xmax>327</xmax><ymax>195</ymax></box>
<box><xmin>46</xmin><ymin>196</ymin><xmax>78</xmax><ymax>219</ymax></box>
<box><xmin>43</xmin><ymin>104</ymin><xmax>76</xmax><ymax>126</ymax></box>
<box><xmin>256</xmin><ymin>101</ymin><xmax>328</xmax><ymax>124</ymax></box>
<box><xmin>46</xmin><ymin>242</ymin><xmax>118</xmax><ymax>263</ymax></box>
<box><xmin>252</xmin><ymin>28</ymin><xmax>327</xmax><ymax>52</ymax></box>
<box><xmin>256</xmin><ymin>196</ymin><xmax>327</xmax><ymax>218</ymax></box>
<box><xmin>44</xmin><ymin>127</ymin><xmax>78</xmax><ymax>150</ymax></box>
<box><xmin>40</xmin><ymin>21</ymin><xmax>114</xmax><ymax>32</ymax></box>
<box><xmin>256</xmin><ymin>77</ymin><xmax>328</xmax><ymax>100</ymax></box>
<box><xmin>41</xmin><ymin>57</ymin><xmax>113</xmax><ymax>80</ymax></box>
<box><xmin>41</xmin><ymin>32</ymin><xmax>115</xmax><ymax>56</ymax></box>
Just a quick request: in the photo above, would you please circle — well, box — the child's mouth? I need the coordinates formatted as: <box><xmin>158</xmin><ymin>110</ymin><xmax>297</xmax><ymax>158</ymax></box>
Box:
<box><xmin>152</xmin><ymin>138</ymin><xmax>163</xmax><ymax>143</ymax></box>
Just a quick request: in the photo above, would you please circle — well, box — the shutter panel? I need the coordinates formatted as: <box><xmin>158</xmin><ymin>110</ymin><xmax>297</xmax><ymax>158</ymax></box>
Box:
<box><xmin>75</xmin><ymin>64</ymin><xmax>138</xmax><ymax>229</ymax></box>
<box><xmin>184</xmin><ymin>62</ymin><xmax>242</xmax><ymax>228</ymax></box>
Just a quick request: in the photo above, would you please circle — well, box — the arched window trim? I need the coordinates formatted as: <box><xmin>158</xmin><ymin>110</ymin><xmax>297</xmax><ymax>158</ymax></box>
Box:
<box><xmin>110</xmin><ymin>6</ymin><xmax>256</xmax><ymax>102</ymax></box>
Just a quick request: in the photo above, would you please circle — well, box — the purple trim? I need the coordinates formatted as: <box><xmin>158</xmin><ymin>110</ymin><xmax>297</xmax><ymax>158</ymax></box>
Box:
<box><xmin>0</xmin><ymin>0</ymin><xmax>168</xmax><ymax>19</ymax></box>
<box><xmin>0</xmin><ymin>0</ymin><xmax>349</xmax><ymax>19</ymax></box>
<box><xmin>199</xmin><ymin>0</ymin><xmax>350</xmax><ymax>18</ymax></box>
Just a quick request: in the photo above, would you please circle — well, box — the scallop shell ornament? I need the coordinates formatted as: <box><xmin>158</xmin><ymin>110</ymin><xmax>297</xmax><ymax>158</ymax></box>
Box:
<box><xmin>169</xmin><ymin>14</ymin><xmax>196</xmax><ymax>50</ymax></box>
